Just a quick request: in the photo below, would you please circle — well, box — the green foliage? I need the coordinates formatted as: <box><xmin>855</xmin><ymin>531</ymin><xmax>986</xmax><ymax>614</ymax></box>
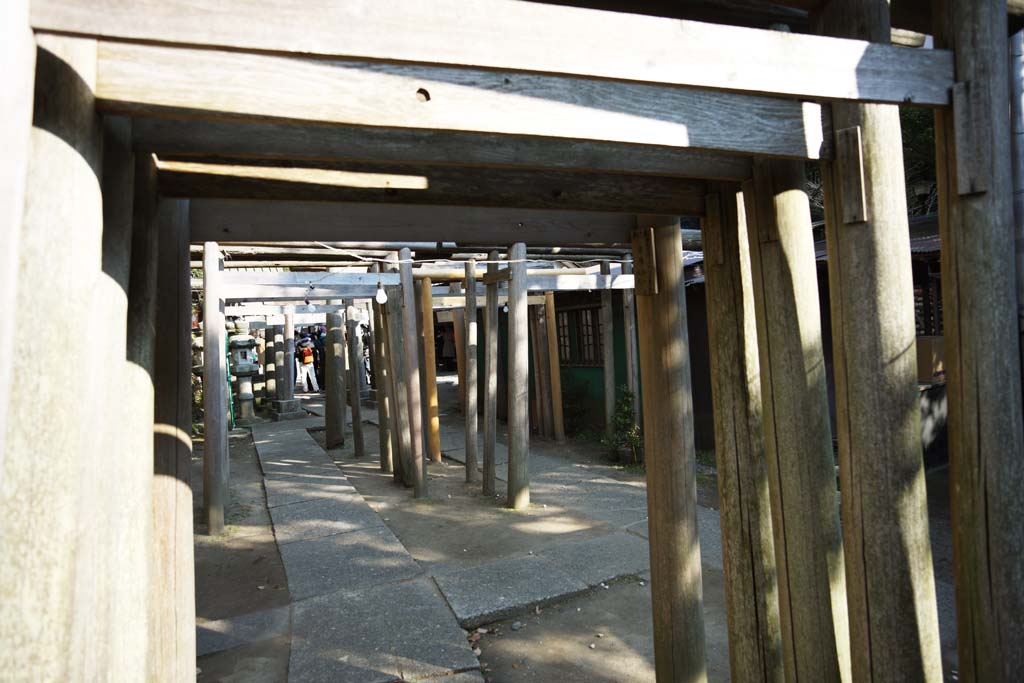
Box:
<box><xmin>805</xmin><ymin>107</ymin><xmax>937</xmax><ymax>222</ymax></box>
<box><xmin>601</xmin><ymin>386</ymin><xmax>643</xmax><ymax>464</ymax></box>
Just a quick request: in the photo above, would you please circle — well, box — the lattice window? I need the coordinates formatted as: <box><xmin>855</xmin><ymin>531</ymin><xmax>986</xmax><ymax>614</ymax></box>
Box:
<box><xmin>555</xmin><ymin>306</ymin><xmax>603</xmax><ymax>366</ymax></box>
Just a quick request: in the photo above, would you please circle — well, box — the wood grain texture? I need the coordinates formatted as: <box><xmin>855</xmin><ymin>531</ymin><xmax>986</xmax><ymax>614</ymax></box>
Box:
<box><xmin>151</xmin><ymin>198</ymin><xmax>196</xmax><ymax>682</ymax></box>
<box><xmin>633</xmin><ymin>216</ymin><xmax>707</xmax><ymax>682</ymax></box>
<box><xmin>399</xmin><ymin>249</ymin><xmax>426</xmax><ymax>497</ymax></box>
<box><xmin>371</xmin><ymin>270</ymin><xmax>393</xmax><ymax>473</ymax></box>
<box><xmin>506</xmin><ymin>243</ymin><xmax>530</xmax><ymax>510</ymax></box>
<box><xmin>621</xmin><ymin>258</ymin><xmax>641</xmax><ymax>430</ymax></box>
<box><xmin>325</xmin><ymin>312</ymin><xmax>346</xmax><ymax>449</ymax></box>
<box><xmin>464</xmin><ymin>263</ymin><xmax>479</xmax><ymax>481</ymax></box>
<box><xmin>743</xmin><ymin>159</ymin><xmax>849</xmax><ymax>683</ymax></box>
<box><xmin>345</xmin><ymin>318</ymin><xmax>366</xmax><ymax>458</ymax></box>
<box><xmin>600</xmin><ymin>261</ymin><xmax>616</xmax><ymax>437</ymax></box>
<box><xmin>545</xmin><ymin>292</ymin><xmax>566</xmax><ymax>443</ymax></box>
<box><xmin>701</xmin><ymin>184</ymin><xmax>783</xmax><ymax>683</ymax></box>
<box><xmin>419</xmin><ymin>278</ymin><xmax>441</xmax><ymax>463</ymax></box>
<box><xmin>95</xmin><ymin>41</ymin><xmax>826</xmax><ymax>160</ymax></box>
<box><xmin>932</xmin><ymin>1</ymin><xmax>1024</xmax><ymax>680</ymax></box>
<box><xmin>190</xmin><ymin>198</ymin><xmax>635</xmax><ymax>246</ymax></box>
<box><xmin>159</xmin><ymin>159</ymin><xmax>708</xmax><ymax>215</ymax></box>
<box><xmin>385</xmin><ymin>253</ymin><xmax>413</xmax><ymax>487</ymax></box>
<box><xmin>814</xmin><ymin>3</ymin><xmax>943</xmax><ymax>680</ymax></box>
<box><xmin>202</xmin><ymin>243</ymin><xmax>228</xmax><ymax>536</ymax></box>
<box><xmin>0</xmin><ymin>0</ymin><xmax>33</xmax><ymax>477</ymax></box>
<box><xmin>134</xmin><ymin>118</ymin><xmax>752</xmax><ymax>181</ymax></box>
<box><xmin>34</xmin><ymin>0</ymin><xmax>952</xmax><ymax>104</ymax></box>
<box><xmin>483</xmin><ymin>252</ymin><xmax>500</xmax><ymax>496</ymax></box>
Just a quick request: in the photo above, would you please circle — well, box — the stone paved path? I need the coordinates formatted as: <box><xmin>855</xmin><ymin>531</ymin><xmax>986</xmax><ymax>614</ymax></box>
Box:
<box><xmin>251</xmin><ymin>417</ymin><xmax>482</xmax><ymax>683</ymax></box>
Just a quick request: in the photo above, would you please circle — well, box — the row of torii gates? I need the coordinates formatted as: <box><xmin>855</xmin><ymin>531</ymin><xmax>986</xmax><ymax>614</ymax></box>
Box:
<box><xmin>2</xmin><ymin>0</ymin><xmax>1022</xmax><ymax>682</ymax></box>
<box><xmin>198</xmin><ymin>255</ymin><xmax>639</xmax><ymax>518</ymax></box>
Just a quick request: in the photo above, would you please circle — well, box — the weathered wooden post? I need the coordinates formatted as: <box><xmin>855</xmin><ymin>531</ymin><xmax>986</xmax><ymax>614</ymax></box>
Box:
<box><xmin>464</xmin><ymin>260</ymin><xmax>479</xmax><ymax>481</ymax></box>
<box><xmin>386</xmin><ymin>288</ymin><xmax>413</xmax><ymax>487</ymax></box>
<box><xmin>702</xmin><ymin>186</ymin><xmax>783</xmax><ymax>682</ymax></box>
<box><xmin>742</xmin><ymin>158</ymin><xmax>850</xmax><ymax>682</ymax></box>
<box><xmin>533</xmin><ymin>305</ymin><xmax>554</xmax><ymax>437</ymax></box>
<box><xmin>272</xmin><ymin>324</ymin><xmax>285</xmax><ymax>399</ymax></box>
<box><xmin>600</xmin><ymin>260</ymin><xmax>616</xmax><ymax>437</ymax></box>
<box><xmin>151</xmin><ymin>196</ymin><xmax>197</xmax><ymax>681</ymax></box>
<box><xmin>0</xmin><ymin>0</ymin><xmax>33</xmax><ymax>480</ymax></box>
<box><xmin>453</xmin><ymin>284</ymin><xmax>467</xmax><ymax>411</ymax></box>
<box><xmin>812</xmin><ymin>4</ymin><xmax>942</xmax><ymax>679</ymax></box>
<box><xmin>507</xmin><ymin>242</ymin><xmax>530</xmax><ymax>510</ymax></box>
<box><xmin>325</xmin><ymin>304</ymin><xmax>347</xmax><ymax>448</ymax></box>
<box><xmin>202</xmin><ymin>242</ymin><xmax>228</xmax><ymax>536</ymax></box>
<box><xmin>283</xmin><ymin>309</ymin><xmax>296</xmax><ymax>398</ymax></box>
<box><xmin>420</xmin><ymin>276</ymin><xmax>442</xmax><ymax>462</ymax></box>
<box><xmin>621</xmin><ymin>256</ymin><xmax>641</xmax><ymax>429</ymax></box>
<box><xmin>346</xmin><ymin>314</ymin><xmax>366</xmax><ymax>458</ymax></box>
<box><xmin>545</xmin><ymin>291</ymin><xmax>566</xmax><ymax>442</ymax></box>
<box><xmin>372</xmin><ymin>266</ymin><xmax>392</xmax><ymax>472</ymax></box>
<box><xmin>632</xmin><ymin>215</ymin><xmax>707</xmax><ymax>682</ymax></box>
<box><xmin>399</xmin><ymin>248</ymin><xmax>426</xmax><ymax>497</ymax></box>
<box><xmin>483</xmin><ymin>250</ymin><xmax>500</xmax><ymax>496</ymax></box>
<box><xmin>931</xmin><ymin>1</ymin><xmax>1024</xmax><ymax>679</ymax></box>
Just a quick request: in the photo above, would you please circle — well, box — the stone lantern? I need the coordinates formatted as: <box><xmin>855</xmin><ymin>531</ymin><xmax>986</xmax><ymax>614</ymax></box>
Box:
<box><xmin>228</xmin><ymin>320</ymin><xmax>259</xmax><ymax>424</ymax></box>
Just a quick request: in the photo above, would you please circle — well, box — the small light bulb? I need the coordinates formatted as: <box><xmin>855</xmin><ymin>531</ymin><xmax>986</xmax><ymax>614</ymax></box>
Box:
<box><xmin>375</xmin><ymin>283</ymin><xmax>388</xmax><ymax>305</ymax></box>
<box><xmin>306</xmin><ymin>303</ymin><xmax>316</xmax><ymax>313</ymax></box>
<box><xmin>502</xmin><ymin>303</ymin><xmax>509</xmax><ymax>313</ymax></box>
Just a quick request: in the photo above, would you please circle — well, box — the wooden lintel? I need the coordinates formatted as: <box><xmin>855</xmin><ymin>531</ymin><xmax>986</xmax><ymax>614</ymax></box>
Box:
<box><xmin>95</xmin><ymin>41</ymin><xmax>826</xmax><ymax>160</ymax></box>
<box><xmin>630</xmin><ymin>224</ymin><xmax>659</xmax><ymax>296</ymax></box>
<box><xmin>35</xmin><ymin>0</ymin><xmax>952</xmax><ymax>105</ymax></box>
<box><xmin>134</xmin><ymin>119</ymin><xmax>752</xmax><ymax>181</ymax></box>
<box><xmin>220</xmin><ymin>272</ymin><xmax>398</xmax><ymax>287</ymax></box>
<box><xmin>482</xmin><ymin>269</ymin><xmax>511</xmax><ymax>286</ymax></box>
<box><xmin>189</xmin><ymin>199</ymin><xmax>636</xmax><ymax>246</ymax></box>
<box><xmin>158</xmin><ymin>159</ymin><xmax>709</xmax><ymax>215</ymax></box>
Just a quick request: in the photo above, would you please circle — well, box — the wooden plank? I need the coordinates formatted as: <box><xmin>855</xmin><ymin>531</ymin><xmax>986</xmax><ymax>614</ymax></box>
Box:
<box><xmin>632</xmin><ymin>215</ymin><xmax>707</xmax><ymax>681</ymax></box>
<box><xmin>743</xmin><ymin>159</ymin><xmax>850</xmax><ymax>682</ymax></box>
<box><xmin>534</xmin><ymin>305</ymin><xmax>554</xmax><ymax>438</ymax></box>
<box><xmin>600</xmin><ymin>261</ymin><xmax>616</xmax><ymax>438</ymax></box>
<box><xmin>151</xmin><ymin>198</ymin><xmax>196</xmax><ymax>681</ymax></box>
<box><xmin>630</xmin><ymin>226</ymin><xmax>659</xmax><ymax>295</ymax></box>
<box><xmin>399</xmin><ymin>248</ymin><xmax>426</xmax><ymax>497</ymax></box>
<box><xmin>835</xmin><ymin>126</ymin><xmax>868</xmax><ymax>223</ymax></box>
<box><xmin>464</xmin><ymin>262</ymin><xmax>479</xmax><ymax>482</ymax></box>
<box><xmin>134</xmin><ymin>118</ymin><xmax>753</xmax><ymax>181</ymax></box>
<box><xmin>701</xmin><ymin>183</ymin><xmax>783</xmax><ymax>682</ymax></box>
<box><xmin>451</xmin><ymin>283</ymin><xmax>466</xmax><ymax>410</ymax></box>
<box><xmin>94</xmin><ymin>41</ymin><xmax>828</xmax><ymax>160</ymax></box>
<box><xmin>159</xmin><ymin>158</ymin><xmax>709</xmax><ymax>215</ymax></box>
<box><xmin>384</xmin><ymin>254</ymin><xmax>413</xmax><ymax>487</ymax></box>
<box><xmin>220</xmin><ymin>285</ymin><xmax>380</xmax><ymax>301</ymax></box>
<box><xmin>483</xmin><ymin>251</ymin><xmax>500</xmax><ymax>496</ymax></box>
<box><xmin>371</xmin><ymin>267</ymin><xmax>393</xmax><ymax>473</ymax></box>
<box><xmin>813</xmin><ymin>4</ymin><xmax>943</xmax><ymax>680</ymax></box>
<box><xmin>0</xmin><ymin>0</ymin><xmax>34</xmax><ymax>475</ymax></box>
<box><xmin>420</xmin><ymin>278</ymin><xmax>441</xmax><ymax>463</ymax></box>
<box><xmin>544</xmin><ymin>292</ymin><xmax>566</xmax><ymax>443</ymax></box>
<box><xmin>932</xmin><ymin>2</ymin><xmax>1024</xmax><ymax>680</ymax></box>
<box><xmin>190</xmin><ymin>199</ymin><xmax>635</xmax><ymax>246</ymax></box>
<box><xmin>506</xmin><ymin>242</ymin><xmax>530</xmax><ymax>510</ymax></box>
<box><xmin>202</xmin><ymin>242</ymin><xmax>228</xmax><ymax>535</ymax></box>
<box><xmin>222</xmin><ymin>272</ymin><xmax>399</xmax><ymax>287</ymax></box>
<box><xmin>35</xmin><ymin>0</ymin><xmax>953</xmax><ymax>105</ymax></box>
<box><xmin>345</xmin><ymin>317</ymin><xmax>366</xmax><ymax>458</ymax></box>
<box><xmin>482</xmin><ymin>269</ymin><xmax>511</xmax><ymax>286</ymax></box>
<box><xmin>325</xmin><ymin>311</ymin><xmax>346</xmax><ymax>449</ymax></box>
<box><xmin>621</xmin><ymin>258</ymin><xmax>641</xmax><ymax>429</ymax></box>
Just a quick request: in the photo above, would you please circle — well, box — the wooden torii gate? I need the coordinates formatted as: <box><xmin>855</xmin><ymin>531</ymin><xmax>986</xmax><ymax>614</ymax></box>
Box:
<box><xmin>3</xmin><ymin>1</ymin><xmax>1021</xmax><ymax>682</ymax></box>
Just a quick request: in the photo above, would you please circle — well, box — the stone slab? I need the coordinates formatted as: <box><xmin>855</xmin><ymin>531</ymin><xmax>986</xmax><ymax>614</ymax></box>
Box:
<box><xmin>536</xmin><ymin>531</ymin><xmax>650</xmax><ymax>587</ymax></box>
<box><xmin>433</xmin><ymin>554</ymin><xmax>588</xmax><ymax>628</ymax></box>
<box><xmin>279</xmin><ymin>527</ymin><xmax>423</xmax><ymax>601</ymax></box>
<box><xmin>263</xmin><ymin>473</ymin><xmax>358</xmax><ymax>509</ymax></box>
<box><xmin>291</xmin><ymin>577</ymin><xmax>480</xmax><ymax>683</ymax></box>
<box><xmin>196</xmin><ymin>605</ymin><xmax>291</xmax><ymax>657</ymax></box>
<box><xmin>270</xmin><ymin>495</ymin><xmax>386</xmax><ymax>544</ymax></box>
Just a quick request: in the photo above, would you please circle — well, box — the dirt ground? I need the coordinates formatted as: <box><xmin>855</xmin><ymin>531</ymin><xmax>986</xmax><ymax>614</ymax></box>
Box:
<box><xmin>192</xmin><ymin>431</ymin><xmax>291</xmax><ymax>683</ymax></box>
